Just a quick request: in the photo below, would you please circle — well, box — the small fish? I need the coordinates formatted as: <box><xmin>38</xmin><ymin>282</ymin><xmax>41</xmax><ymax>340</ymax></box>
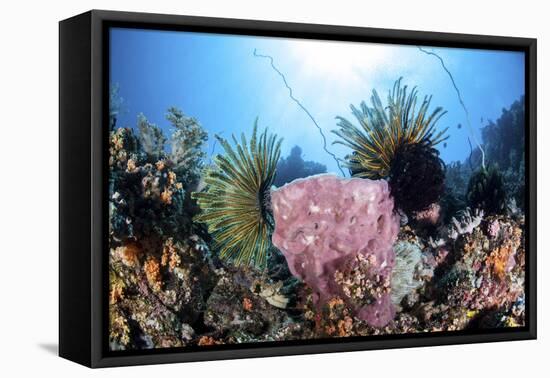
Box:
<box><xmin>480</xmin><ymin>116</ymin><xmax>484</xmax><ymax>123</ymax></box>
<box><xmin>457</xmin><ymin>123</ymin><xmax>462</xmax><ymax>129</ymax></box>
<box><xmin>443</xmin><ymin>142</ymin><xmax>447</xmax><ymax>148</ymax></box>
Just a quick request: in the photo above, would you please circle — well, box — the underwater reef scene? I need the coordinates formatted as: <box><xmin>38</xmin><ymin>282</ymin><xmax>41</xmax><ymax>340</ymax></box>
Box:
<box><xmin>108</xmin><ymin>31</ymin><xmax>526</xmax><ymax>351</ymax></box>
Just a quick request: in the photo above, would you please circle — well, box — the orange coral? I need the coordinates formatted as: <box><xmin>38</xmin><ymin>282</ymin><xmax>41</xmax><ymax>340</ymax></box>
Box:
<box><xmin>337</xmin><ymin>316</ymin><xmax>354</xmax><ymax>337</ymax></box>
<box><xmin>160</xmin><ymin>188</ymin><xmax>173</xmax><ymax>205</ymax></box>
<box><xmin>109</xmin><ymin>283</ymin><xmax>124</xmax><ymax>304</ymax></box>
<box><xmin>161</xmin><ymin>238</ymin><xmax>181</xmax><ymax>270</ymax></box>
<box><xmin>155</xmin><ymin>160</ymin><xmax>165</xmax><ymax>171</ymax></box>
<box><xmin>116</xmin><ymin>243</ymin><xmax>141</xmax><ymax>268</ymax></box>
<box><xmin>319</xmin><ymin>297</ymin><xmax>355</xmax><ymax>337</ymax></box>
<box><xmin>487</xmin><ymin>223</ymin><xmax>522</xmax><ymax>280</ymax></box>
<box><xmin>327</xmin><ymin>297</ymin><xmax>345</xmax><ymax>312</ymax></box>
<box><xmin>243</xmin><ymin>297</ymin><xmax>253</xmax><ymax>312</ymax></box>
<box><xmin>197</xmin><ymin>336</ymin><xmax>223</xmax><ymax>346</ymax></box>
<box><xmin>144</xmin><ymin>256</ymin><xmax>162</xmax><ymax>292</ymax></box>
<box><xmin>487</xmin><ymin>246</ymin><xmax>512</xmax><ymax>279</ymax></box>
<box><xmin>167</xmin><ymin>171</ymin><xmax>177</xmax><ymax>186</ymax></box>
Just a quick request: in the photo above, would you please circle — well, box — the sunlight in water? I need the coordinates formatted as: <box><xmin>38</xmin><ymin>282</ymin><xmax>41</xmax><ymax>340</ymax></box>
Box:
<box><xmin>289</xmin><ymin>39</ymin><xmax>396</xmax><ymax>81</ymax></box>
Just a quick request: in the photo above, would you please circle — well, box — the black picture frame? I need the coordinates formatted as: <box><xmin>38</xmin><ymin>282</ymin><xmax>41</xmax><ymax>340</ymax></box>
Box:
<box><xmin>59</xmin><ymin>9</ymin><xmax>537</xmax><ymax>368</ymax></box>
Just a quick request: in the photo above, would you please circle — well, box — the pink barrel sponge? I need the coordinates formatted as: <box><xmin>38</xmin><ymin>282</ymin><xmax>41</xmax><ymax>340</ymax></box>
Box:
<box><xmin>271</xmin><ymin>174</ymin><xmax>399</xmax><ymax>327</ymax></box>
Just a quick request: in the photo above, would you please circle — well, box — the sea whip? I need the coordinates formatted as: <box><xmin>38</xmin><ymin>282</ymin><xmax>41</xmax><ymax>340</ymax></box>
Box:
<box><xmin>253</xmin><ymin>49</ymin><xmax>346</xmax><ymax>176</ymax></box>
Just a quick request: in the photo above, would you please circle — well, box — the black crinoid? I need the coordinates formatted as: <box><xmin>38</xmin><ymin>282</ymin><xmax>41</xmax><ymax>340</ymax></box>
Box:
<box><xmin>388</xmin><ymin>142</ymin><xmax>446</xmax><ymax>216</ymax></box>
<box><xmin>466</xmin><ymin>165</ymin><xmax>507</xmax><ymax>215</ymax></box>
<box><xmin>333</xmin><ymin>78</ymin><xmax>449</xmax><ymax>216</ymax></box>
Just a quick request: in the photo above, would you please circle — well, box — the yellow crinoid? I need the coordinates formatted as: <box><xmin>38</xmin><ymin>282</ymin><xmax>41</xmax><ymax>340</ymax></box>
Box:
<box><xmin>333</xmin><ymin>78</ymin><xmax>449</xmax><ymax>179</ymax></box>
<box><xmin>192</xmin><ymin>120</ymin><xmax>282</xmax><ymax>269</ymax></box>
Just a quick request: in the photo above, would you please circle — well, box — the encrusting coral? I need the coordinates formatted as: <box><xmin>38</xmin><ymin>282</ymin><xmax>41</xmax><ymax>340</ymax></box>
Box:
<box><xmin>109</xmin><ymin>236</ymin><xmax>217</xmax><ymax>349</ymax></box>
<box><xmin>435</xmin><ymin>215</ymin><xmax>525</xmax><ymax>327</ymax></box>
<box><xmin>203</xmin><ymin>266</ymin><xmax>307</xmax><ymax>343</ymax></box>
<box><xmin>192</xmin><ymin>121</ymin><xmax>282</xmax><ymax>269</ymax></box>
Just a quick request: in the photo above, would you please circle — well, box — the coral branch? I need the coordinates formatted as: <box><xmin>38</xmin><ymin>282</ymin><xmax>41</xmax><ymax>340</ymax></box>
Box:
<box><xmin>253</xmin><ymin>49</ymin><xmax>346</xmax><ymax>176</ymax></box>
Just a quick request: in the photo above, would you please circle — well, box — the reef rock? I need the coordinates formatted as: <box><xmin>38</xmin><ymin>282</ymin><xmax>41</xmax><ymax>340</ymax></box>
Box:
<box><xmin>437</xmin><ymin>215</ymin><xmax>525</xmax><ymax>324</ymax></box>
<box><xmin>271</xmin><ymin>174</ymin><xmax>399</xmax><ymax>327</ymax></box>
<box><xmin>109</xmin><ymin>236</ymin><xmax>217</xmax><ymax>349</ymax></box>
<box><xmin>204</xmin><ymin>267</ymin><xmax>309</xmax><ymax>343</ymax></box>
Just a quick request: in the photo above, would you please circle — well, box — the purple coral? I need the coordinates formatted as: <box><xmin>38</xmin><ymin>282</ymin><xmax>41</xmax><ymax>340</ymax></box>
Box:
<box><xmin>271</xmin><ymin>174</ymin><xmax>399</xmax><ymax>327</ymax></box>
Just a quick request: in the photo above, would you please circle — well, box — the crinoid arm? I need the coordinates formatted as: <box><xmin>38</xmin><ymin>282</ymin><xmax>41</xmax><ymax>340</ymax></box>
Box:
<box><xmin>192</xmin><ymin>120</ymin><xmax>282</xmax><ymax>269</ymax></box>
<box><xmin>332</xmin><ymin>78</ymin><xmax>449</xmax><ymax>180</ymax></box>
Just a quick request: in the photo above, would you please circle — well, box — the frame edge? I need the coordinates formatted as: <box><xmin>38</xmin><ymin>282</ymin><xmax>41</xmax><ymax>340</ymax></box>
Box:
<box><xmin>59</xmin><ymin>11</ymin><xmax>93</xmax><ymax>368</ymax></box>
<box><xmin>82</xmin><ymin>9</ymin><xmax>537</xmax><ymax>368</ymax></box>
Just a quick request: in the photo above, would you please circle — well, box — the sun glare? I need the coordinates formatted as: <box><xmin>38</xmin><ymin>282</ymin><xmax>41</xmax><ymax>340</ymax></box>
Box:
<box><xmin>289</xmin><ymin>39</ymin><xmax>396</xmax><ymax>81</ymax></box>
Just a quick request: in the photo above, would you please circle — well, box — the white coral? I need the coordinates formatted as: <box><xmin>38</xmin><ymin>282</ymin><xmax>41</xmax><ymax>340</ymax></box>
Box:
<box><xmin>448</xmin><ymin>208</ymin><xmax>484</xmax><ymax>240</ymax></box>
<box><xmin>391</xmin><ymin>241</ymin><xmax>423</xmax><ymax>309</ymax></box>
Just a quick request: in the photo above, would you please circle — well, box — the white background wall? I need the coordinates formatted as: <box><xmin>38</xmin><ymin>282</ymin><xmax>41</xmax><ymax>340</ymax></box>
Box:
<box><xmin>0</xmin><ymin>0</ymin><xmax>546</xmax><ymax>376</ymax></box>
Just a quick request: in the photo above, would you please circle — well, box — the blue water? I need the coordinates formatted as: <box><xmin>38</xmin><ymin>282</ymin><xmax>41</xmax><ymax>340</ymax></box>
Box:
<box><xmin>110</xmin><ymin>27</ymin><xmax>525</xmax><ymax>174</ymax></box>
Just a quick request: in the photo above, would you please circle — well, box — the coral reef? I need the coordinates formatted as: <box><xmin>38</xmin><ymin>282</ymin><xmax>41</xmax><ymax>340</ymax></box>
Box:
<box><xmin>166</xmin><ymin>107</ymin><xmax>208</xmax><ymax>187</ymax></box>
<box><xmin>109</xmin><ymin>146</ymin><xmax>194</xmax><ymax>244</ymax></box>
<box><xmin>109</xmin><ymin>107</ymin><xmax>208</xmax><ymax>247</ymax></box>
<box><xmin>203</xmin><ymin>267</ymin><xmax>309</xmax><ymax>343</ymax></box>
<box><xmin>436</xmin><ymin>215</ymin><xmax>525</xmax><ymax>324</ymax></box>
<box><xmin>192</xmin><ymin>121</ymin><xmax>282</xmax><ymax>269</ymax></box>
<box><xmin>109</xmin><ymin>236</ymin><xmax>217</xmax><ymax>349</ymax></box>
<box><xmin>108</xmin><ymin>107</ymin><xmax>218</xmax><ymax>350</ymax></box>
<box><xmin>107</xmin><ymin>84</ymin><xmax>526</xmax><ymax>350</ymax></box>
<box><xmin>271</xmin><ymin>174</ymin><xmax>399</xmax><ymax>327</ymax></box>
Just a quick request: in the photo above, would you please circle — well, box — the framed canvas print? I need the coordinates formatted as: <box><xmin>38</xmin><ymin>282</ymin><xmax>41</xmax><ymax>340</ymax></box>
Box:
<box><xmin>59</xmin><ymin>10</ymin><xmax>537</xmax><ymax>368</ymax></box>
